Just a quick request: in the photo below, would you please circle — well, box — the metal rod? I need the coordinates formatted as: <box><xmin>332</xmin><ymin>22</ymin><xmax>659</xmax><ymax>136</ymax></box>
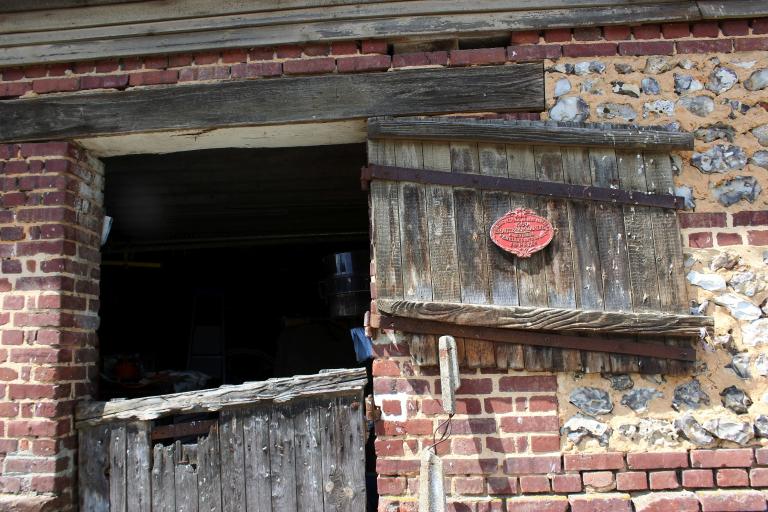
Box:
<box><xmin>362</xmin><ymin>164</ymin><xmax>684</xmax><ymax>209</ymax></box>
<box><xmin>378</xmin><ymin>315</ymin><xmax>696</xmax><ymax>361</ymax></box>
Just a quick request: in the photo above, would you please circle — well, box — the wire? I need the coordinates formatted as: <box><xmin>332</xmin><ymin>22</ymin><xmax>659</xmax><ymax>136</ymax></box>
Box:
<box><xmin>428</xmin><ymin>413</ymin><xmax>454</xmax><ymax>453</ymax></box>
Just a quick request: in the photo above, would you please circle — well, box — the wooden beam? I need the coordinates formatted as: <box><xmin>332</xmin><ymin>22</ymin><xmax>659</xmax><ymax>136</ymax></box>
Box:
<box><xmin>697</xmin><ymin>0</ymin><xmax>768</xmax><ymax>19</ymax></box>
<box><xmin>75</xmin><ymin>368</ymin><xmax>368</xmax><ymax>427</ymax></box>
<box><xmin>369</xmin><ymin>117</ymin><xmax>694</xmax><ymax>151</ymax></box>
<box><xmin>0</xmin><ymin>2</ymin><xmax>701</xmax><ymax>66</ymax></box>
<box><xmin>0</xmin><ymin>0</ymin><xmax>144</xmax><ymax>13</ymax></box>
<box><xmin>377</xmin><ymin>315</ymin><xmax>696</xmax><ymax>360</ymax></box>
<box><xmin>376</xmin><ymin>299</ymin><xmax>713</xmax><ymax>337</ymax></box>
<box><xmin>0</xmin><ymin>65</ymin><xmax>543</xmax><ymax>143</ymax></box>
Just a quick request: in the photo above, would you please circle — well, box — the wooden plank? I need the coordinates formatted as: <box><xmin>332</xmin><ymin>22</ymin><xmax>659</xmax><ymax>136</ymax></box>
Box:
<box><xmin>616</xmin><ymin>150</ymin><xmax>667</xmax><ymax>373</ymax></box>
<box><xmin>319</xmin><ymin>395</ymin><xmax>366</xmax><ymax>512</ymax></box>
<box><xmin>591</xmin><ymin>148</ymin><xmax>640</xmax><ymax>373</ymax></box>
<box><xmin>370</xmin><ymin>117</ymin><xmax>694</xmax><ymax>151</ymax></box>
<box><xmin>644</xmin><ymin>152</ymin><xmax>688</xmax><ymax>314</ymax></box>
<box><xmin>451</xmin><ymin>142</ymin><xmax>490</xmax><ymax>305</ymax></box>
<box><xmin>76</xmin><ymin>368</ymin><xmax>368</xmax><ymax>426</ymax></box>
<box><xmin>464</xmin><ymin>338</ymin><xmax>497</xmax><ymax>368</ymax></box>
<box><xmin>0</xmin><ymin>65</ymin><xmax>544</xmax><ymax>143</ymax></box>
<box><xmin>0</xmin><ymin>0</ymin><xmax>696</xmax><ymax>35</ymax></box>
<box><xmin>219</xmin><ymin>410</ymin><xmax>247</xmax><ymax>512</ymax></box>
<box><xmin>698</xmin><ymin>0</ymin><xmax>768</xmax><ymax>19</ymax></box>
<box><xmin>197</xmin><ymin>424</ymin><xmax>222</xmax><ymax>512</ymax></box>
<box><xmin>561</xmin><ymin>147</ymin><xmax>604</xmax><ymax>310</ymax></box>
<box><xmin>506</xmin><ymin>143</ymin><xmax>562</xmax><ymax>371</ymax></box>
<box><xmin>533</xmin><ymin>146</ymin><xmax>576</xmax><ymax>310</ymax></box>
<box><xmin>151</xmin><ymin>419</ymin><xmax>217</xmax><ymax>441</ymax></box>
<box><xmin>0</xmin><ymin>0</ymin><xmax>142</xmax><ymax>14</ymax></box>
<box><xmin>269</xmin><ymin>404</ymin><xmax>298</xmax><ymax>511</ymax></box>
<box><xmin>479</xmin><ymin>143</ymin><xmax>518</xmax><ymax>306</ymax></box>
<box><xmin>379</xmin><ymin>315</ymin><xmax>696</xmax><ymax>361</ymax></box>
<box><xmin>395</xmin><ymin>140</ymin><xmax>432</xmax><ymax>301</ymax></box>
<box><xmin>294</xmin><ymin>400</ymin><xmax>325</xmax><ymax>511</ymax></box>
<box><xmin>376</xmin><ymin>299</ymin><xmax>713</xmax><ymax>337</ymax></box>
<box><xmin>0</xmin><ymin>3</ymin><xmax>701</xmax><ymax>67</ymax></box>
<box><xmin>175</xmin><ymin>456</ymin><xmax>199</xmax><ymax>512</ymax></box>
<box><xmin>495</xmin><ymin>342</ymin><xmax>524</xmax><ymax>370</ymax></box>
<box><xmin>408</xmin><ymin>334</ymin><xmax>438</xmax><ymax>366</ymax></box>
<box><xmin>125</xmin><ymin>422</ymin><xmax>151</xmax><ymax>512</ymax></box>
<box><xmin>422</xmin><ymin>141</ymin><xmax>460</xmax><ymax>302</ymax></box>
<box><xmin>615</xmin><ymin>151</ymin><xmax>661</xmax><ymax>312</ymax></box>
<box><xmin>78</xmin><ymin>424</ymin><xmax>111</xmax><ymax>512</ymax></box>
<box><xmin>109</xmin><ymin>424</ymin><xmax>127</xmax><ymax>512</ymax></box>
<box><xmin>242</xmin><ymin>406</ymin><xmax>273</xmax><ymax>512</ymax></box>
<box><xmin>644</xmin><ymin>151</ymin><xmax>693</xmax><ymax>375</ymax></box>
<box><xmin>151</xmin><ymin>444</ymin><xmax>176</xmax><ymax>512</ymax></box>
<box><xmin>369</xmin><ymin>138</ymin><xmax>403</xmax><ymax>301</ymax></box>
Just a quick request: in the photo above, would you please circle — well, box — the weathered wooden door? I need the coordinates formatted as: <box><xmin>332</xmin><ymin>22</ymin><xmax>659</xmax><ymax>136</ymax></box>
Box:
<box><xmin>77</xmin><ymin>368</ymin><xmax>367</xmax><ymax>512</ymax></box>
<box><xmin>365</xmin><ymin>116</ymin><xmax>712</xmax><ymax>373</ymax></box>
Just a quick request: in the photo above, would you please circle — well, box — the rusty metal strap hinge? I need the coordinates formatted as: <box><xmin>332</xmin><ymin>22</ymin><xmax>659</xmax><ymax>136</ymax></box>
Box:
<box><xmin>361</xmin><ymin>164</ymin><xmax>684</xmax><ymax>209</ymax></box>
<box><xmin>373</xmin><ymin>314</ymin><xmax>696</xmax><ymax>362</ymax></box>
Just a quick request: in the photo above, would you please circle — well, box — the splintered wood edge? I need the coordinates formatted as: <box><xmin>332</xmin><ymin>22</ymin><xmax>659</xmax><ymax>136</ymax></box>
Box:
<box><xmin>75</xmin><ymin>368</ymin><xmax>367</xmax><ymax>427</ymax></box>
<box><xmin>368</xmin><ymin>117</ymin><xmax>695</xmax><ymax>151</ymax></box>
<box><xmin>376</xmin><ymin>299</ymin><xmax>713</xmax><ymax>337</ymax></box>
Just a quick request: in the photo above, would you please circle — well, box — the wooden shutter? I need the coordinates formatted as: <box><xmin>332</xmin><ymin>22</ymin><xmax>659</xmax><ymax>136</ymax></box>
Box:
<box><xmin>366</xmin><ymin>117</ymin><xmax>712</xmax><ymax>374</ymax></box>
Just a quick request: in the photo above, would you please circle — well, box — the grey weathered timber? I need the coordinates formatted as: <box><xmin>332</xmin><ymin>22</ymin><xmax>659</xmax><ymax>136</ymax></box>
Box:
<box><xmin>369</xmin><ymin>118</ymin><xmax>695</xmax><ymax>151</ymax></box>
<box><xmin>220</xmin><ymin>410</ymin><xmax>250</xmax><ymax>512</ymax></box>
<box><xmin>423</xmin><ymin>141</ymin><xmax>460</xmax><ymax>303</ymax></box>
<box><xmin>319</xmin><ymin>395</ymin><xmax>366</xmax><ymax>512</ymax></box>
<box><xmin>79</xmin><ymin>424</ymin><xmax>111</xmax><ymax>512</ymax></box>
<box><xmin>376</xmin><ymin>299</ymin><xmax>713</xmax><ymax>337</ymax></box>
<box><xmin>197</xmin><ymin>425</ymin><xmax>223</xmax><ymax>512</ymax></box>
<box><xmin>174</xmin><ymin>457</ymin><xmax>199</xmax><ymax>512</ymax></box>
<box><xmin>242</xmin><ymin>406</ymin><xmax>273</xmax><ymax>512</ymax></box>
<box><xmin>76</xmin><ymin>367</ymin><xmax>367</xmax><ymax>426</ymax></box>
<box><xmin>109</xmin><ymin>425</ymin><xmax>128</xmax><ymax>512</ymax></box>
<box><xmin>0</xmin><ymin>2</ymin><xmax>710</xmax><ymax>66</ymax></box>
<box><xmin>0</xmin><ymin>0</ymin><xmax>141</xmax><ymax>13</ymax></box>
<box><xmin>125</xmin><ymin>422</ymin><xmax>152</xmax><ymax>512</ymax></box>
<box><xmin>268</xmin><ymin>405</ymin><xmax>298</xmax><ymax>510</ymax></box>
<box><xmin>395</xmin><ymin>140</ymin><xmax>432</xmax><ymax>301</ymax></box>
<box><xmin>294</xmin><ymin>401</ymin><xmax>325</xmax><ymax>511</ymax></box>
<box><xmin>151</xmin><ymin>444</ymin><xmax>176</xmax><ymax>512</ymax></box>
<box><xmin>452</xmin><ymin>142</ymin><xmax>490</xmax><ymax>305</ymax></box>
<box><xmin>0</xmin><ymin>65</ymin><xmax>543</xmax><ymax>143</ymax></box>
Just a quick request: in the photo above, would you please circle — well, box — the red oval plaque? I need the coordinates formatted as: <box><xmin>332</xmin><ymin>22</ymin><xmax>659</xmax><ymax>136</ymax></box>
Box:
<box><xmin>489</xmin><ymin>208</ymin><xmax>554</xmax><ymax>258</ymax></box>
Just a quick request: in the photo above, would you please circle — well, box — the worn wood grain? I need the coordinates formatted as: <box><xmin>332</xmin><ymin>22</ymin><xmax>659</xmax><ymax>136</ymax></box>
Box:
<box><xmin>269</xmin><ymin>405</ymin><xmax>298</xmax><ymax>511</ymax></box>
<box><xmin>479</xmin><ymin>143</ymin><xmax>518</xmax><ymax>306</ymax></box>
<box><xmin>220</xmin><ymin>410</ymin><xmax>247</xmax><ymax>512</ymax></box>
<box><xmin>151</xmin><ymin>444</ymin><xmax>176</xmax><ymax>512</ymax></box>
<box><xmin>451</xmin><ymin>142</ymin><xmax>490</xmax><ymax>305</ymax></box>
<box><xmin>109</xmin><ymin>425</ymin><xmax>127</xmax><ymax>512</ymax></box>
<box><xmin>464</xmin><ymin>338</ymin><xmax>496</xmax><ymax>368</ymax></box>
<box><xmin>377</xmin><ymin>299</ymin><xmax>712</xmax><ymax>337</ymax></box>
<box><xmin>0</xmin><ymin>65</ymin><xmax>544</xmax><ymax>143</ymax></box>
<box><xmin>175</xmin><ymin>456</ymin><xmax>199</xmax><ymax>512</ymax></box>
<box><xmin>422</xmin><ymin>141</ymin><xmax>460</xmax><ymax>302</ymax></box>
<box><xmin>321</xmin><ymin>394</ymin><xmax>366</xmax><ymax>512</ymax></box>
<box><xmin>79</xmin><ymin>424</ymin><xmax>111</xmax><ymax>512</ymax></box>
<box><xmin>197</xmin><ymin>424</ymin><xmax>223</xmax><ymax>512</ymax></box>
<box><xmin>495</xmin><ymin>343</ymin><xmax>524</xmax><ymax>370</ymax></box>
<box><xmin>396</xmin><ymin>140</ymin><xmax>432</xmax><ymax>301</ymax></box>
<box><xmin>370</xmin><ymin>117</ymin><xmax>694</xmax><ymax>151</ymax></box>
<box><xmin>0</xmin><ymin>3</ymin><xmax>702</xmax><ymax>67</ymax></box>
<box><xmin>294</xmin><ymin>400</ymin><xmax>325</xmax><ymax>511</ymax></box>
<box><xmin>125</xmin><ymin>422</ymin><xmax>151</xmax><ymax>512</ymax></box>
<box><xmin>76</xmin><ymin>368</ymin><xmax>368</xmax><ymax>426</ymax></box>
<box><xmin>408</xmin><ymin>333</ymin><xmax>438</xmax><ymax>366</ymax></box>
<box><xmin>242</xmin><ymin>406</ymin><xmax>273</xmax><ymax>512</ymax></box>
<box><xmin>370</xmin><ymin>139</ymin><xmax>404</xmax><ymax>301</ymax></box>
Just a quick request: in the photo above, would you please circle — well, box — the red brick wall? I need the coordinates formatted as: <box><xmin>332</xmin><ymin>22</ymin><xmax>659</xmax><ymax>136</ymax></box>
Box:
<box><xmin>0</xmin><ymin>143</ymin><xmax>102</xmax><ymax>511</ymax></box>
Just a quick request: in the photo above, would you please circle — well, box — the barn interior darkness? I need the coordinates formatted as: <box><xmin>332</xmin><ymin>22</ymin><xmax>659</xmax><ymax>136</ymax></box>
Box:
<box><xmin>97</xmin><ymin>144</ymin><xmax>371</xmax><ymax>401</ymax></box>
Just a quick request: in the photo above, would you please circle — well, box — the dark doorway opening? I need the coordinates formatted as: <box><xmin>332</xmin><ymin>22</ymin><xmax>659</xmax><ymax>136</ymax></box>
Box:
<box><xmin>97</xmin><ymin>144</ymin><xmax>371</xmax><ymax>399</ymax></box>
